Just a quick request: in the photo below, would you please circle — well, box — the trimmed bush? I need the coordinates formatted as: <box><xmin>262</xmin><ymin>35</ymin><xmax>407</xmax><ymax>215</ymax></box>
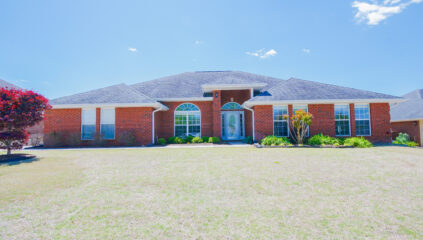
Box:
<box><xmin>191</xmin><ymin>136</ymin><xmax>203</xmax><ymax>143</ymax></box>
<box><xmin>209</xmin><ymin>137</ymin><xmax>220</xmax><ymax>143</ymax></box>
<box><xmin>261</xmin><ymin>135</ymin><xmax>292</xmax><ymax>146</ymax></box>
<box><xmin>344</xmin><ymin>137</ymin><xmax>372</xmax><ymax>148</ymax></box>
<box><xmin>201</xmin><ymin>136</ymin><xmax>210</xmax><ymax>143</ymax></box>
<box><xmin>405</xmin><ymin>141</ymin><xmax>418</xmax><ymax>147</ymax></box>
<box><xmin>243</xmin><ymin>136</ymin><xmax>254</xmax><ymax>144</ymax></box>
<box><xmin>167</xmin><ymin>136</ymin><xmax>176</xmax><ymax>144</ymax></box>
<box><xmin>185</xmin><ymin>135</ymin><xmax>194</xmax><ymax>143</ymax></box>
<box><xmin>392</xmin><ymin>133</ymin><xmax>418</xmax><ymax>147</ymax></box>
<box><xmin>307</xmin><ymin>133</ymin><xmax>340</xmax><ymax>146</ymax></box>
<box><xmin>173</xmin><ymin>137</ymin><xmax>186</xmax><ymax>144</ymax></box>
<box><xmin>157</xmin><ymin>138</ymin><xmax>166</xmax><ymax>145</ymax></box>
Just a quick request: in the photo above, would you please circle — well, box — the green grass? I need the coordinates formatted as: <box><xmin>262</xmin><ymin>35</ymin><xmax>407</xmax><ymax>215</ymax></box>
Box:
<box><xmin>1</xmin><ymin>146</ymin><xmax>423</xmax><ymax>239</ymax></box>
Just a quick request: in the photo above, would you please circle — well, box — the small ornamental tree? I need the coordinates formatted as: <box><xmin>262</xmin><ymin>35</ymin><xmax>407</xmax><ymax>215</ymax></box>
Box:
<box><xmin>283</xmin><ymin>109</ymin><xmax>313</xmax><ymax>145</ymax></box>
<box><xmin>0</xmin><ymin>88</ymin><xmax>50</xmax><ymax>154</ymax></box>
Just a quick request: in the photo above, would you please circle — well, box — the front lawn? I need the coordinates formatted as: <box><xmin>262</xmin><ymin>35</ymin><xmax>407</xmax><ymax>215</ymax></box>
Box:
<box><xmin>1</xmin><ymin>146</ymin><xmax>422</xmax><ymax>239</ymax></box>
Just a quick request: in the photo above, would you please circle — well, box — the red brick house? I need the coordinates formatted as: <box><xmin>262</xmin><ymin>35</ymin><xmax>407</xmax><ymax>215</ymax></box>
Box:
<box><xmin>391</xmin><ymin>89</ymin><xmax>423</xmax><ymax>146</ymax></box>
<box><xmin>44</xmin><ymin>71</ymin><xmax>402</xmax><ymax>147</ymax></box>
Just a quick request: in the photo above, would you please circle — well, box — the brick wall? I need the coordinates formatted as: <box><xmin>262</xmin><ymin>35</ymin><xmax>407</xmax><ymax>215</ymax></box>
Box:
<box><xmin>391</xmin><ymin>120</ymin><xmax>421</xmax><ymax>146</ymax></box>
<box><xmin>253</xmin><ymin>103</ymin><xmax>391</xmax><ymax>143</ymax></box>
<box><xmin>44</xmin><ymin>107</ymin><xmax>154</xmax><ymax>147</ymax></box>
<box><xmin>253</xmin><ymin>105</ymin><xmax>273</xmax><ymax>140</ymax></box>
<box><xmin>212</xmin><ymin>90</ymin><xmax>221</xmax><ymax>137</ymax></box>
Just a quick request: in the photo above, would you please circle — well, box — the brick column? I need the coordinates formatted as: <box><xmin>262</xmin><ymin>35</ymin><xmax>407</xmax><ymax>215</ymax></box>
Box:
<box><xmin>212</xmin><ymin>90</ymin><xmax>222</xmax><ymax>137</ymax></box>
<box><xmin>349</xmin><ymin>103</ymin><xmax>356</xmax><ymax>137</ymax></box>
<box><xmin>96</xmin><ymin>108</ymin><xmax>101</xmax><ymax>135</ymax></box>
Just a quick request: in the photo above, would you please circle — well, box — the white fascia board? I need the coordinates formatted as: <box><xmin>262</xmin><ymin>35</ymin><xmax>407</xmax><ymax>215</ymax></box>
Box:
<box><xmin>52</xmin><ymin>102</ymin><xmax>168</xmax><ymax>110</ymax></box>
<box><xmin>157</xmin><ymin>97</ymin><xmax>213</xmax><ymax>102</ymax></box>
<box><xmin>391</xmin><ymin>118</ymin><xmax>423</xmax><ymax>123</ymax></box>
<box><xmin>244</xmin><ymin>98</ymin><xmax>406</xmax><ymax>107</ymax></box>
<box><xmin>201</xmin><ymin>84</ymin><xmax>267</xmax><ymax>92</ymax></box>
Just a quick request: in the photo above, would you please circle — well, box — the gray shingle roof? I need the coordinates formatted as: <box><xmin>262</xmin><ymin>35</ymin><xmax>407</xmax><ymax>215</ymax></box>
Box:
<box><xmin>51</xmin><ymin>83</ymin><xmax>158</xmax><ymax>105</ymax></box>
<box><xmin>131</xmin><ymin>71</ymin><xmax>282</xmax><ymax>98</ymax></box>
<box><xmin>51</xmin><ymin>71</ymin><xmax>401</xmax><ymax>106</ymax></box>
<box><xmin>391</xmin><ymin>89</ymin><xmax>423</xmax><ymax>121</ymax></box>
<box><xmin>0</xmin><ymin>79</ymin><xmax>22</xmax><ymax>90</ymax></box>
<box><xmin>249</xmin><ymin>77</ymin><xmax>400</xmax><ymax>102</ymax></box>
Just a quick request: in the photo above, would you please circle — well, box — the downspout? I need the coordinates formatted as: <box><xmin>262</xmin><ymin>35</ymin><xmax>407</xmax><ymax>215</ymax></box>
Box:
<box><xmin>243</xmin><ymin>104</ymin><xmax>255</xmax><ymax>142</ymax></box>
<box><xmin>152</xmin><ymin>104</ymin><xmax>164</xmax><ymax>144</ymax></box>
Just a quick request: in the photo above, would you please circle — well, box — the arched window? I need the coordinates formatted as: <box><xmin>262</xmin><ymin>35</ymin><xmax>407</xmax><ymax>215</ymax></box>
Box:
<box><xmin>221</xmin><ymin>102</ymin><xmax>243</xmax><ymax>110</ymax></box>
<box><xmin>174</xmin><ymin>103</ymin><xmax>201</xmax><ymax>137</ymax></box>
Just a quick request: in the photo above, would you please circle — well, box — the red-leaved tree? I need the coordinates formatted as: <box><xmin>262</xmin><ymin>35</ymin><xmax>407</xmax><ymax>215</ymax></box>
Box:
<box><xmin>0</xmin><ymin>88</ymin><xmax>50</xmax><ymax>155</ymax></box>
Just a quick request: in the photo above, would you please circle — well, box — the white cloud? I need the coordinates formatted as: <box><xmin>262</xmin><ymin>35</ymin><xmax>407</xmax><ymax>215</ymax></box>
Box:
<box><xmin>302</xmin><ymin>48</ymin><xmax>311</xmax><ymax>54</ymax></box>
<box><xmin>246</xmin><ymin>48</ymin><xmax>277</xmax><ymax>59</ymax></box>
<box><xmin>128</xmin><ymin>47</ymin><xmax>137</xmax><ymax>52</ymax></box>
<box><xmin>352</xmin><ymin>0</ymin><xmax>422</xmax><ymax>25</ymax></box>
<box><xmin>195</xmin><ymin>40</ymin><xmax>202</xmax><ymax>45</ymax></box>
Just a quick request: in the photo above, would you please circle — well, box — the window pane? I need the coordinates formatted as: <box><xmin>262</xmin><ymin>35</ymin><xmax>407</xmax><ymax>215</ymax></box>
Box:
<box><xmin>274</xmin><ymin>121</ymin><xmax>288</xmax><ymax>137</ymax></box>
<box><xmin>355</xmin><ymin>105</ymin><xmax>369</xmax><ymax>120</ymax></box>
<box><xmin>175</xmin><ymin>126</ymin><xmax>186</xmax><ymax>137</ymax></box>
<box><xmin>82</xmin><ymin>125</ymin><xmax>96</xmax><ymax>140</ymax></box>
<box><xmin>82</xmin><ymin>109</ymin><xmax>96</xmax><ymax>124</ymax></box>
<box><xmin>293</xmin><ymin>105</ymin><xmax>308</xmax><ymax>114</ymax></box>
<box><xmin>101</xmin><ymin>108</ymin><xmax>115</xmax><ymax>124</ymax></box>
<box><xmin>188</xmin><ymin>113</ymin><xmax>200</xmax><ymax>125</ymax></box>
<box><xmin>335</xmin><ymin>120</ymin><xmax>350</xmax><ymax>136</ymax></box>
<box><xmin>335</xmin><ymin>105</ymin><xmax>350</xmax><ymax>120</ymax></box>
<box><xmin>356</xmin><ymin>120</ymin><xmax>370</xmax><ymax>136</ymax></box>
<box><xmin>175</xmin><ymin>114</ymin><xmax>186</xmax><ymax>125</ymax></box>
<box><xmin>188</xmin><ymin>125</ymin><xmax>200</xmax><ymax>136</ymax></box>
<box><xmin>101</xmin><ymin>124</ymin><xmax>115</xmax><ymax>139</ymax></box>
<box><xmin>221</xmin><ymin>102</ymin><xmax>242</xmax><ymax>110</ymax></box>
<box><xmin>273</xmin><ymin>106</ymin><xmax>288</xmax><ymax>121</ymax></box>
<box><xmin>175</xmin><ymin>103</ymin><xmax>200</xmax><ymax>111</ymax></box>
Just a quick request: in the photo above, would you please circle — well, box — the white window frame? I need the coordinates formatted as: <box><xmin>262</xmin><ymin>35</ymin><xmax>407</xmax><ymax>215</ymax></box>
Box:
<box><xmin>100</xmin><ymin>107</ymin><xmax>116</xmax><ymax>140</ymax></box>
<box><xmin>174</xmin><ymin>103</ymin><xmax>201</xmax><ymax>137</ymax></box>
<box><xmin>354</xmin><ymin>104</ymin><xmax>371</xmax><ymax>136</ymax></box>
<box><xmin>334</xmin><ymin>104</ymin><xmax>351</xmax><ymax>137</ymax></box>
<box><xmin>81</xmin><ymin>108</ymin><xmax>96</xmax><ymax>140</ymax></box>
<box><xmin>293</xmin><ymin>104</ymin><xmax>309</xmax><ymax>137</ymax></box>
<box><xmin>273</xmin><ymin>105</ymin><xmax>289</xmax><ymax>137</ymax></box>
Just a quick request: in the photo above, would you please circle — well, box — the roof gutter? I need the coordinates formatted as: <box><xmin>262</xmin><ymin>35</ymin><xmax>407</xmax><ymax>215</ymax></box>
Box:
<box><xmin>152</xmin><ymin>104</ymin><xmax>168</xmax><ymax>144</ymax></box>
<box><xmin>242</xmin><ymin>104</ymin><xmax>255</xmax><ymax>142</ymax></box>
<box><xmin>52</xmin><ymin>102</ymin><xmax>169</xmax><ymax>110</ymax></box>
<box><xmin>244</xmin><ymin>98</ymin><xmax>406</xmax><ymax>107</ymax></box>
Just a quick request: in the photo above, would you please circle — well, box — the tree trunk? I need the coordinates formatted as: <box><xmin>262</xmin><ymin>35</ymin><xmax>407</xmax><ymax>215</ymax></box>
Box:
<box><xmin>297</xmin><ymin>127</ymin><xmax>302</xmax><ymax>144</ymax></box>
<box><xmin>7</xmin><ymin>147</ymin><xmax>11</xmax><ymax>155</ymax></box>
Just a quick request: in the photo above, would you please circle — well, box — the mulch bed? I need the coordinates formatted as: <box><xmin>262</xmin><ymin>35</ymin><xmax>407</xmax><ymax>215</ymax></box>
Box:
<box><xmin>0</xmin><ymin>153</ymin><xmax>36</xmax><ymax>164</ymax></box>
<box><xmin>256</xmin><ymin>144</ymin><xmax>354</xmax><ymax>148</ymax></box>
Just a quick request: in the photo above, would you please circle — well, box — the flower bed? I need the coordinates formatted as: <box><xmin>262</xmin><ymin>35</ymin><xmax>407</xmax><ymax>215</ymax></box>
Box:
<box><xmin>257</xmin><ymin>134</ymin><xmax>373</xmax><ymax>148</ymax></box>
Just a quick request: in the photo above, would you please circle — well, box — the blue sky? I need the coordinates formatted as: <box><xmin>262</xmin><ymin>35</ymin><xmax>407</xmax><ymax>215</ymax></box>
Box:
<box><xmin>0</xmin><ymin>0</ymin><xmax>422</xmax><ymax>99</ymax></box>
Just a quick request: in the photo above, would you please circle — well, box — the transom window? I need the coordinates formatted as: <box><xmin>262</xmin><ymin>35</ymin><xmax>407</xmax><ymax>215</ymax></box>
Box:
<box><xmin>221</xmin><ymin>102</ymin><xmax>243</xmax><ymax>110</ymax></box>
<box><xmin>81</xmin><ymin>109</ymin><xmax>96</xmax><ymax>140</ymax></box>
<box><xmin>355</xmin><ymin>104</ymin><xmax>371</xmax><ymax>136</ymax></box>
<box><xmin>335</xmin><ymin>104</ymin><xmax>350</xmax><ymax>136</ymax></box>
<box><xmin>293</xmin><ymin>105</ymin><xmax>309</xmax><ymax>137</ymax></box>
<box><xmin>174</xmin><ymin>103</ymin><xmax>201</xmax><ymax>137</ymax></box>
<box><xmin>273</xmin><ymin>105</ymin><xmax>289</xmax><ymax>137</ymax></box>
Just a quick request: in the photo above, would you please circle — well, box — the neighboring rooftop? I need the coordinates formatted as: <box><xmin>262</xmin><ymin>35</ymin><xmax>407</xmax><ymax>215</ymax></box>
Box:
<box><xmin>0</xmin><ymin>79</ymin><xmax>22</xmax><ymax>89</ymax></box>
<box><xmin>391</xmin><ymin>89</ymin><xmax>423</xmax><ymax>121</ymax></box>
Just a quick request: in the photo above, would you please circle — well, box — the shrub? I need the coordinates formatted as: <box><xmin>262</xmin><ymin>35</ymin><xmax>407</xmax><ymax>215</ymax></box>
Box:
<box><xmin>167</xmin><ymin>136</ymin><xmax>176</xmax><ymax>144</ymax></box>
<box><xmin>243</xmin><ymin>136</ymin><xmax>254</xmax><ymax>144</ymax></box>
<box><xmin>394</xmin><ymin>132</ymin><xmax>410</xmax><ymax>144</ymax></box>
<box><xmin>185</xmin><ymin>135</ymin><xmax>194</xmax><ymax>143</ymax></box>
<box><xmin>405</xmin><ymin>141</ymin><xmax>418</xmax><ymax>147</ymax></box>
<box><xmin>191</xmin><ymin>136</ymin><xmax>203</xmax><ymax>143</ymax></box>
<box><xmin>201</xmin><ymin>136</ymin><xmax>210</xmax><ymax>143</ymax></box>
<box><xmin>307</xmin><ymin>133</ymin><xmax>340</xmax><ymax>145</ymax></box>
<box><xmin>344</xmin><ymin>137</ymin><xmax>372</xmax><ymax>148</ymax></box>
<box><xmin>261</xmin><ymin>135</ymin><xmax>292</xmax><ymax>146</ymax></box>
<box><xmin>208</xmin><ymin>137</ymin><xmax>220</xmax><ymax>143</ymax></box>
<box><xmin>157</xmin><ymin>138</ymin><xmax>166</xmax><ymax>145</ymax></box>
<box><xmin>173</xmin><ymin>137</ymin><xmax>186</xmax><ymax>144</ymax></box>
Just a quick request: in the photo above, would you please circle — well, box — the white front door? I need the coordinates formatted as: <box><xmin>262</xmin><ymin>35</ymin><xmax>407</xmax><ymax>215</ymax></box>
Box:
<box><xmin>222</xmin><ymin>111</ymin><xmax>244</xmax><ymax>140</ymax></box>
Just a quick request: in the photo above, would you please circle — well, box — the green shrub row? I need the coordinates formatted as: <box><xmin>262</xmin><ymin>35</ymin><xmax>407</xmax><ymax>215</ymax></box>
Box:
<box><xmin>260</xmin><ymin>133</ymin><xmax>373</xmax><ymax>148</ymax></box>
<box><xmin>261</xmin><ymin>136</ymin><xmax>292</xmax><ymax>146</ymax></box>
<box><xmin>157</xmin><ymin>136</ymin><xmax>221</xmax><ymax>145</ymax></box>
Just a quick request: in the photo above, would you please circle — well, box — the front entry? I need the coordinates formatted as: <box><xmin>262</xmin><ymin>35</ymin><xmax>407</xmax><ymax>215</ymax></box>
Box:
<box><xmin>221</xmin><ymin>111</ymin><xmax>245</xmax><ymax>140</ymax></box>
